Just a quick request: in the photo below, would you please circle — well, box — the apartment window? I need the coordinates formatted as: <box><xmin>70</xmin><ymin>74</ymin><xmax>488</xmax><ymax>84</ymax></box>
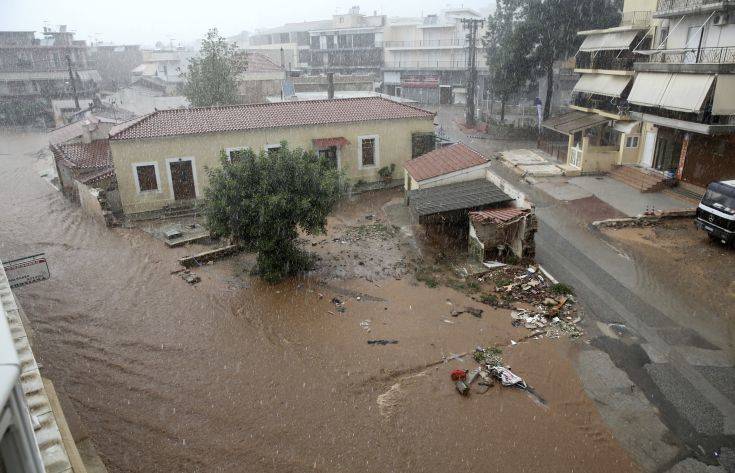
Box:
<box><xmin>358</xmin><ymin>135</ymin><xmax>379</xmax><ymax>168</ymax></box>
<box><xmin>133</xmin><ymin>163</ymin><xmax>160</xmax><ymax>193</ymax></box>
<box><xmin>412</xmin><ymin>132</ymin><xmax>435</xmax><ymax>158</ymax></box>
<box><xmin>225</xmin><ymin>147</ymin><xmax>249</xmax><ymax>163</ymax></box>
<box><xmin>265</xmin><ymin>144</ymin><xmax>281</xmax><ymax>157</ymax></box>
<box><xmin>626</xmin><ymin>136</ymin><xmax>640</xmax><ymax>148</ymax></box>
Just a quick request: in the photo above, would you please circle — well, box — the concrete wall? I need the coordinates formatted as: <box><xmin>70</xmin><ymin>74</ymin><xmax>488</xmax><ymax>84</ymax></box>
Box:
<box><xmin>401</xmin><ymin>86</ymin><xmax>440</xmax><ymax>105</ymax></box>
<box><xmin>407</xmin><ymin>163</ymin><xmax>491</xmax><ymax>190</ymax></box>
<box><xmin>680</xmin><ymin>133</ymin><xmax>735</xmax><ymax>187</ymax></box>
<box><xmin>664</xmin><ymin>15</ymin><xmax>735</xmax><ymax>49</ymax></box>
<box><xmin>110</xmin><ymin>117</ymin><xmax>434</xmax><ymax>215</ymax></box>
<box><xmin>623</xmin><ymin>0</ymin><xmax>658</xmax><ymax>12</ymax></box>
<box><xmin>580</xmin><ymin>137</ymin><xmax>620</xmax><ymax>173</ymax></box>
<box><xmin>76</xmin><ymin>181</ymin><xmax>106</xmax><ymax>224</ymax></box>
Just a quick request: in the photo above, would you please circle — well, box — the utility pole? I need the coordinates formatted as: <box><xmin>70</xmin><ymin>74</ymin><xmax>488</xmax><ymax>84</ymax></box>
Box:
<box><xmin>461</xmin><ymin>18</ymin><xmax>484</xmax><ymax>128</ymax></box>
<box><xmin>65</xmin><ymin>54</ymin><xmax>80</xmax><ymax>110</ymax></box>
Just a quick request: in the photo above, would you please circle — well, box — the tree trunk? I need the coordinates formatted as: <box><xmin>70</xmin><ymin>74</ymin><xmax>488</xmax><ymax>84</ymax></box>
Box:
<box><xmin>500</xmin><ymin>97</ymin><xmax>506</xmax><ymax>123</ymax></box>
<box><xmin>543</xmin><ymin>61</ymin><xmax>554</xmax><ymax>119</ymax></box>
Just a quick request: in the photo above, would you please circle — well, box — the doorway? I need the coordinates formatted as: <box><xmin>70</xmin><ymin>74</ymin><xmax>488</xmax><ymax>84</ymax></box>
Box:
<box><xmin>653</xmin><ymin>132</ymin><xmax>682</xmax><ymax>173</ymax></box>
<box><xmin>440</xmin><ymin>85</ymin><xmax>452</xmax><ymax>105</ymax></box>
<box><xmin>168</xmin><ymin>158</ymin><xmax>197</xmax><ymax>201</ymax></box>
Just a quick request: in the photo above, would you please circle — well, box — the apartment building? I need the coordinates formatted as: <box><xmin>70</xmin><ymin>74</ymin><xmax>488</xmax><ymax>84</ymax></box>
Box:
<box><xmin>628</xmin><ymin>0</ymin><xmax>735</xmax><ymax>189</ymax></box>
<box><xmin>543</xmin><ymin>0</ymin><xmax>735</xmax><ymax>192</ymax></box>
<box><xmin>305</xmin><ymin>6</ymin><xmax>386</xmax><ymax>73</ymax></box>
<box><xmin>131</xmin><ymin>49</ymin><xmax>197</xmax><ymax>95</ymax></box>
<box><xmin>382</xmin><ymin>9</ymin><xmax>488</xmax><ymax>105</ymax></box>
<box><xmin>0</xmin><ymin>27</ymin><xmax>102</xmax><ymax>125</ymax></box>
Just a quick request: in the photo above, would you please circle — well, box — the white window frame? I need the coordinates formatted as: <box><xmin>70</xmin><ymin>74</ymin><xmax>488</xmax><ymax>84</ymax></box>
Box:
<box><xmin>265</xmin><ymin>143</ymin><xmax>282</xmax><ymax>156</ymax></box>
<box><xmin>316</xmin><ymin>145</ymin><xmax>342</xmax><ymax>170</ymax></box>
<box><xmin>357</xmin><ymin>134</ymin><xmax>380</xmax><ymax>170</ymax></box>
<box><xmin>224</xmin><ymin>146</ymin><xmax>250</xmax><ymax>162</ymax></box>
<box><xmin>625</xmin><ymin>136</ymin><xmax>640</xmax><ymax>148</ymax></box>
<box><xmin>132</xmin><ymin>162</ymin><xmax>162</xmax><ymax>194</ymax></box>
<box><xmin>165</xmin><ymin>157</ymin><xmax>200</xmax><ymax>200</ymax></box>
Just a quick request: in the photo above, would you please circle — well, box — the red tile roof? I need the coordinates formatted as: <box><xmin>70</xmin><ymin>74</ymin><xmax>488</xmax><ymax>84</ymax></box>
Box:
<box><xmin>470</xmin><ymin>207</ymin><xmax>529</xmax><ymax>225</ymax></box>
<box><xmin>54</xmin><ymin>140</ymin><xmax>111</xmax><ymax>169</ymax></box>
<box><xmin>245</xmin><ymin>52</ymin><xmax>283</xmax><ymax>73</ymax></box>
<box><xmin>109</xmin><ymin>97</ymin><xmax>435</xmax><ymax>141</ymax></box>
<box><xmin>404</xmin><ymin>143</ymin><xmax>489</xmax><ymax>182</ymax></box>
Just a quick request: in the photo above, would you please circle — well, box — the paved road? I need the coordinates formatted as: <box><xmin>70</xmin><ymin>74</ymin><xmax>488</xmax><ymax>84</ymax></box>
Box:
<box><xmin>436</xmin><ymin>106</ymin><xmax>735</xmax><ymax>472</ymax></box>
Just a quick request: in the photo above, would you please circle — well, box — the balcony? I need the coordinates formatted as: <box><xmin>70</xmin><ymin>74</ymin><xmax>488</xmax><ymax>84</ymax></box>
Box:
<box><xmin>620</xmin><ymin>10</ymin><xmax>652</xmax><ymax>27</ymax></box>
<box><xmin>575</xmin><ymin>51</ymin><xmax>638</xmax><ymax>72</ymax></box>
<box><xmin>383</xmin><ymin>39</ymin><xmax>475</xmax><ymax>49</ymax></box>
<box><xmin>654</xmin><ymin>0</ymin><xmax>735</xmax><ymax>18</ymax></box>
<box><xmin>648</xmin><ymin>46</ymin><xmax>735</xmax><ymax>64</ymax></box>
<box><xmin>635</xmin><ymin>46</ymin><xmax>735</xmax><ymax>72</ymax></box>
<box><xmin>571</xmin><ymin>93</ymin><xmax>629</xmax><ymax>117</ymax></box>
<box><xmin>383</xmin><ymin>60</ymin><xmax>488</xmax><ymax>71</ymax></box>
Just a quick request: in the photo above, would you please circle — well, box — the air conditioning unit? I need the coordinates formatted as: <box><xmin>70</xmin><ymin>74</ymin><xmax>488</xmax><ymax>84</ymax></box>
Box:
<box><xmin>713</xmin><ymin>12</ymin><xmax>730</xmax><ymax>26</ymax></box>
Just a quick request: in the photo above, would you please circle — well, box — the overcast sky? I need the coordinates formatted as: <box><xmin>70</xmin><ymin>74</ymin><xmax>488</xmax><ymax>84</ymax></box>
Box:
<box><xmin>1</xmin><ymin>0</ymin><xmax>493</xmax><ymax>47</ymax></box>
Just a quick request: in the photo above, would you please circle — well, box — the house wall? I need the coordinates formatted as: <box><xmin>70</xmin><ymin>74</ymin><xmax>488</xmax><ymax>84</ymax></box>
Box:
<box><xmin>664</xmin><ymin>15</ymin><xmax>735</xmax><ymax>49</ymax></box>
<box><xmin>619</xmin><ymin>132</ymin><xmax>642</xmax><ymax>164</ymax></box>
<box><xmin>76</xmin><ymin>181</ymin><xmax>106</xmax><ymax>224</ymax></box>
<box><xmin>110</xmin><ymin>117</ymin><xmax>434</xmax><ymax>215</ymax></box>
<box><xmin>579</xmin><ymin>137</ymin><xmax>620</xmax><ymax>173</ymax></box>
<box><xmin>623</xmin><ymin>0</ymin><xmax>658</xmax><ymax>12</ymax></box>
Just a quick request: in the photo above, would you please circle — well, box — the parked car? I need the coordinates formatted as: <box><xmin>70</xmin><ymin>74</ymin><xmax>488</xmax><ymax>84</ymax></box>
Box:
<box><xmin>695</xmin><ymin>180</ymin><xmax>735</xmax><ymax>246</ymax></box>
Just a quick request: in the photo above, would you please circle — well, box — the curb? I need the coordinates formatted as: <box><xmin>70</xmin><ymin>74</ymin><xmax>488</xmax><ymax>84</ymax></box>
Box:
<box><xmin>592</xmin><ymin>209</ymin><xmax>695</xmax><ymax>228</ymax></box>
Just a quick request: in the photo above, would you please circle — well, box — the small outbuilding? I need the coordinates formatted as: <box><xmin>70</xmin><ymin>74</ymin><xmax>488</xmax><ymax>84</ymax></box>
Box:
<box><xmin>403</xmin><ymin>142</ymin><xmax>491</xmax><ymax>191</ymax></box>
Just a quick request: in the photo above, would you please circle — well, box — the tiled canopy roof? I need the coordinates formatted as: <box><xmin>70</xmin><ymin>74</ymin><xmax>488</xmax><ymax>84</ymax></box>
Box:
<box><xmin>54</xmin><ymin>140</ymin><xmax>111</xmax><ymax>169</ymax></box>
<box><xmin>404</xmin><ymin>143</ymin><xmax>488</xmax><ymax>182</ymax></box>
<box><xmin>470</xmin><ymin>207</ymin><xmax>529</xmax><ymax>225</ymax></box>
<box><xmin>109</xmin><ymin>97</ymin><xmax>435</xmax><ymax>141</ymax></box>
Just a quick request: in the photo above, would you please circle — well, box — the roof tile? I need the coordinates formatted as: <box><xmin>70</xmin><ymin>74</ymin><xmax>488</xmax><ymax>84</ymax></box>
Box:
<box><xmin>404</xmin><ymin>143</ymin><xmax>489</xmax><ymax>182</ymax></box>
<box><xmin>109</xmin><ymin>97</ymin><xmax>434</xmax><ymax>141</ymax></box>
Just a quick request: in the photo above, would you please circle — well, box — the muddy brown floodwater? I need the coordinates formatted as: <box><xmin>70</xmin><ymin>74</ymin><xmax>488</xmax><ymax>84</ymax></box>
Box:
<box><xmin>1</xmin><ymin>129</ymin><xmax>637</xmax><ymax>472</ymax></box>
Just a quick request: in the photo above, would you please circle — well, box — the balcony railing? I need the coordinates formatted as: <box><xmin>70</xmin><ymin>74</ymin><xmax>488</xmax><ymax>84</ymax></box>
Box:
<box><xmin>647</xmin><ymin>46</ymin><xmax>735</xmax><ymax>64</ymax></box>
<box><xmin>576</xmin><ymin>52</ymin><xmax>637</xmax><ymax>71</ymax></box>
<box><xmin>621</xmin><ymin>10</ymin><xmax>652</xmax><ymax>26</ymax></box>
<box><xmin>383</xmin><ymin>60</ymin><xmax>489</xmax><ymax>70</ymax></box>
<box><xmin>656</xmin><ymin>0</ymin><xmax>730</xmax><ymax>14</ymax></box>
<box><xmin>383</xmin><ymin>39</ymin><xmax>474</xmax><ymax>49</ymax></box>
<box><xmin>571</xmin><ymin>93</ymin><xmax>628</xmax><ymax>116</ymax></box>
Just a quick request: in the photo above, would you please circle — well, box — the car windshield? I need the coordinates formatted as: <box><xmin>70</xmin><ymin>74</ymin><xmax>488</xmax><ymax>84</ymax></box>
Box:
<box><xmin>703</xmin><ymin>187</ymin><xmax>735</xmax><ymax>214</ymax></box>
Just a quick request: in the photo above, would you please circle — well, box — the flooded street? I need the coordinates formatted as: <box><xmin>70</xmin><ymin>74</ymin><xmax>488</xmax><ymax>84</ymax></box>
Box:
<box><xmin>1</xmin><ymin>129</ymin><xmax>637</xmax><ymax>472</ymax></box>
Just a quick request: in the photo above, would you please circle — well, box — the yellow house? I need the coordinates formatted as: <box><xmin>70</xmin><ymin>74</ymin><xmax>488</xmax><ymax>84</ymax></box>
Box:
<box><xmin>108</xmin><ymin>97</ymin><xmax>435</xmax><ymax>216</ymax></box>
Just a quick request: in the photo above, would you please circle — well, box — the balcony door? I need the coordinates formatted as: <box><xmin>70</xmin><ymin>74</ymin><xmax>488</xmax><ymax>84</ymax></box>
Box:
<box><xmin>685</xmin><ymin>26</ymin><xmax>702</xmax><ymax>64</ymax></box>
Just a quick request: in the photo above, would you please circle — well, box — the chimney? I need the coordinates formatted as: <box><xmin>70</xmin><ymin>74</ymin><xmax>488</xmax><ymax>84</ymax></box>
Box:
<box><xmin>327</xmin><ymin>72</ymin><xmax>335</xmax><ymax>99</ymax></box>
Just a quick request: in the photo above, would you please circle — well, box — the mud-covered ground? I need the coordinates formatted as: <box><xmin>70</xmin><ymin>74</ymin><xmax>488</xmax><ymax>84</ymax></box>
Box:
<box><xmin>2</xmin><ymin>129</ymin><xmax>638</xmax><ymax>472</ymax></box>
<box><xmin>601</xmin><ymin>219</ymin><xmax>735</xmax><ymax>323</ymax></box>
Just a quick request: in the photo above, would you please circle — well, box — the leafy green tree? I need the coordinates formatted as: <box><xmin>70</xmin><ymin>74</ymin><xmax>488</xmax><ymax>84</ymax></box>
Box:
<box><xmin>520</xmin><ymin>0</ymin><xmax>622</xmax><ymax>118</ymax></box>
<box><xmin>204</xmin><ymin>143</ymin><xmax>344</xmax><ymax>283</ymax></box>
<box><xmin>183</xmin><ymin>28</ymin><xmax>248</xmax><ymax>107</ymax></box>
<box><xmin>483</xmin><ymin>0</ymin><xmax>535</xmax><ymax>123</ymax></box>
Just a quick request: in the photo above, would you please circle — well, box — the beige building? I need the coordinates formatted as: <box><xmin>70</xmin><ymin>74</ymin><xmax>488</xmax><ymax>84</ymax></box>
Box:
<box><xmin>108</xmin><ymin>96</ymin><xmax>435</xmax><ymax>216</ymax></box>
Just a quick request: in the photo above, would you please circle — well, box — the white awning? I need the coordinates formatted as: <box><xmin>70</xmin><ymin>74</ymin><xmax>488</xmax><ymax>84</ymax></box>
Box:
<box><xmin>579</xmin><ymin>30</ymin><xmax>639</xmax><ymax>52</ymax></box>
<box><xmin>713</xmin><ymin>75</ymin><xmax>735</xmax><ymax>116</ymax></box>
<box><xmin>627</xmin><ymin>72</ymin><xmax>673</xmax><ymax>108</ymax></box>
<box><xmin>613</xmin><ymin>121</ymin><xmax>640</xmax><ymax>134</ymax></box>
<box><xmin>573</xmin><ymin>73</ymin><xmax>632</xmax><ymax>97</ymax></box>
<box><xmin>659</xmin><ymin>74</ymin><xmax>715</xmax><ymax>113</ymax></box>
<box><xmin>628</xmin><ymin>72</ymin><xmax>715</xmax><ymax>113</ymax></box>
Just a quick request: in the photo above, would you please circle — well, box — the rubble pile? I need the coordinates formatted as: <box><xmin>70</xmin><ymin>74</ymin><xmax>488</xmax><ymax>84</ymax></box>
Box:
<box><xmin>451</xmin><ymin>347</ymin><xmax>529</xmax><ymax>397</ymax></box>
<box><xmin>479</xmin><ymin>265</ymin><xmax>583</xmax><ymax>339</ymax></box>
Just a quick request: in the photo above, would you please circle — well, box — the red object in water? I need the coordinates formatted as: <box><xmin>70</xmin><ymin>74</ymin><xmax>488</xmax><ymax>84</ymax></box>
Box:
<box><xmin>450</xmin><ymin>369</ymin><xmax>467</xmax><ymax>381</ymax></box>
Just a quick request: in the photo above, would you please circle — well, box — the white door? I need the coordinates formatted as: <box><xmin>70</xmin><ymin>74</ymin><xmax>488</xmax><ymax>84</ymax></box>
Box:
<box><xmin>641</xmin><ymin>131</ymin><xmax>657</xmax><ymax>168</ymax></box>
<box><xmin>685</xmin><ymin>26</ymin><xmax>702</xmax><ymax>63</ymax></box>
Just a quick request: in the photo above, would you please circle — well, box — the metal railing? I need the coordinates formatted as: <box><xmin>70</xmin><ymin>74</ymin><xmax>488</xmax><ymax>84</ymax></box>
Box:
<box><xmin>656</xmin><ymin>0</ymin><xmax>728</xmax><ymax>13</ymax></box>
<box><xmin>647</xmin><ymin>46</ymin><xmax>735</xmax><ymax>64</ymax></box>
<box><xmin>383</xmin><ymin>39</ymin><xmax>473</xmax><ymax>48</ymax></box>
<box><xmin>621</xmin><ymin>10</ymin><xmax>652</xmax><ymax>26</ymax></box>
<box><xmin>383</xmin><ymin>60</ymin><xmax>489</xmax><ymax>70</ymax></box>
<box><xmin>576</xmin><ymin>52</ymin><xmax>637</xmax><ymax>70</ymax></box>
